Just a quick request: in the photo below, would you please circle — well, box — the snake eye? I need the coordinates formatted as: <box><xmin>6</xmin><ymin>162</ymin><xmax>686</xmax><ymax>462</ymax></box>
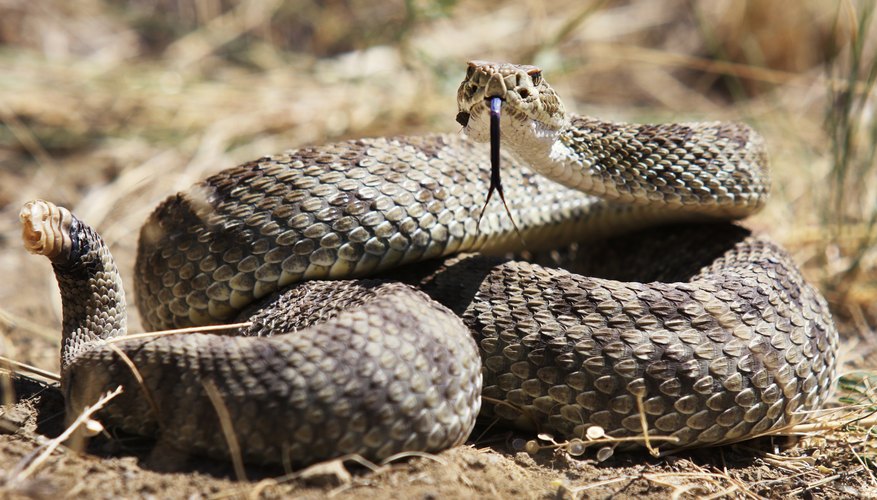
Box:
<box><xmin>456</xmin><ymin>111</ymin><xmax>470</xmax><ymax>127</ymax></box>
<box><xmin>528</xmin><ymin>69</ymin><xmax>542</xmax><ymax>85</ymax></box>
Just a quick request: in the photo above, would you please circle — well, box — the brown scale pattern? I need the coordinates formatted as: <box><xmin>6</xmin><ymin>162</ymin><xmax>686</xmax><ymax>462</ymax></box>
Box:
<box><xmin>413</xmin><ymin>224</ymin><xmax>836</xmax><ymax>453</ymax></box>
<box><xmin>135</xmin><ymin>135</ymin><xmax>677</xmax><ymax>330</ymax></box>
<box><xmin>68</xmin><ymin>281</ymin><xmax>482</xmax><ymax>466</ymax></box>
<box><xmin>24</xmin><ymin>201</ymin><xmax>481</xmax><ymax>467</ymax></box>
<box><xmin>561</xmin><ymin>118</ymin><xmax>770</xmax><ymax>212</ymax></box>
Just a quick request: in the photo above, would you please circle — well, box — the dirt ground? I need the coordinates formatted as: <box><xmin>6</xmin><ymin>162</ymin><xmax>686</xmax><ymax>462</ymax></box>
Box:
<box><xmin>0</xmin><ymin>376</ymin><xmax>871</xmax><ymax>500</ymax></box>
<box><xmin>2</xmin><ymin>0</ymin><xmax>877</xmax><ymax>498</ymax></box>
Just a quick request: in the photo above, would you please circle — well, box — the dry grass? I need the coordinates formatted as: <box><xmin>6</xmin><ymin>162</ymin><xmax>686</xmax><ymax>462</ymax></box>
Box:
<box><xmin>1</xmin><ymin>0</ymin><xmax>877</xmax><ymax>498</ymax></box>
<box><xmin>2</xmin><ymin>386</ymin><xmax>122</xmax><ymax>486</ymax></box>
<box><xmin>821</xmin><ymin>1</ymin><xmax>877</xmax><ymax>319</ymax></box>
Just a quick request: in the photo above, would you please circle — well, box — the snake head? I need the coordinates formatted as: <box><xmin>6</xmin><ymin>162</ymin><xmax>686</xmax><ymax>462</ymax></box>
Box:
<box><xmin>456</xmin><ymin>61</ymin><xmax>567</xmax><ymax>144</ymax></box>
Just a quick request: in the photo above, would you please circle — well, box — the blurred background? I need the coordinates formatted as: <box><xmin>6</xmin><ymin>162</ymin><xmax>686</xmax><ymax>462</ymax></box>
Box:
<box><xmin>0</xmin><ymin>0</ymin><xmax>875</xmax><ymax>373</ymax></box>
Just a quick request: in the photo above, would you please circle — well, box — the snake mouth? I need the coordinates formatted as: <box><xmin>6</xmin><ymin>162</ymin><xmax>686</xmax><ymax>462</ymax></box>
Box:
<box><xmin>456</xmin><ymin>95</ymin><xmax>503</xmax><ymax>128</ymax></box>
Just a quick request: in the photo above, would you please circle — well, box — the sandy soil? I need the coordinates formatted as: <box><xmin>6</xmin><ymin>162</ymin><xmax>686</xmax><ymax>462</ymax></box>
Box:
<box><xmin>1</xmin><ymin>373</ymin><xmax>871</xmax><ymax>499</ymax></box>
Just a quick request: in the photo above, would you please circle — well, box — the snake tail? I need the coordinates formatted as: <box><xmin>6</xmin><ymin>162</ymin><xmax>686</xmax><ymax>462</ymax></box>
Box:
<box><xmin>20</xmin><ymin>200</ymin><xmax>482</xmax><ymax>466</ymax></box>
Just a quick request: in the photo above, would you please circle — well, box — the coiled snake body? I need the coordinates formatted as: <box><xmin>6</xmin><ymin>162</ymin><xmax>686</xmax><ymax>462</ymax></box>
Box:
<box><xmin>21</xmin><ymin>62</ymin><xmax>837</xmax><ymax>466</ymax></box>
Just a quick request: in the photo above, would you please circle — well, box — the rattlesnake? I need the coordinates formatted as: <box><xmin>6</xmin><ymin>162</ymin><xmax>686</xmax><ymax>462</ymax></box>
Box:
<box><xmin>20</xmin><ymin>61</ymin><xmax>837</xmax><ymax>467</ymax></box>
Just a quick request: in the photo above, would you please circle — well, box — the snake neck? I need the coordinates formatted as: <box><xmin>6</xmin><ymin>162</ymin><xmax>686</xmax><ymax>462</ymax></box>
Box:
<box><xmin>505</xmin><ymin>115</ymin><xmax>770</xmax><ymax>219</ymax></box>
<box><xmin>504</xmin><ymin>118</ymin><xmax>597</xmax><ymax>191</ymax></box>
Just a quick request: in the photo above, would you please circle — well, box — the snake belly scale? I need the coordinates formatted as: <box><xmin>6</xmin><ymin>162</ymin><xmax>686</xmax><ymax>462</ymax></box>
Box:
<box><xmin>20</xmin><ymin>61</ymin><xmax>837</xmax><ymax>467</ymax></box>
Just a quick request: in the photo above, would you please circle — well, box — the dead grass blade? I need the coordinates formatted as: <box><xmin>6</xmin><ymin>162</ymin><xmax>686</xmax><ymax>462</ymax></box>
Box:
<box><xmin>786</xmin><ymin>465</ymin><xmax>863</xmax><ymax>496</ymax></box>
<box><xmin>379</xmin><ymin>450</ymin><xmax>446</xmax><ymax>466</ymax></box>
<box><xmin>642</xmin><ymin>470</ymin><xmax>763</xmax><ymax>500</ymax></box>
<box><xmin>0</xmin><ymin>356</ymin><xmax>60</xmax><ymax>383</ymax></box>
<box><xmin>209</xmin><ymin>455</ymin><xmax>378</xmax><ymax>500</ymax></box>
<box><xmin>635</xmin><ymin>393</ymin><xmax>659</xmax><ymax>457</ymax></box>
<box><xmin>105</xmin><ymin>344</ymin><xmax>160</xmax><ymax>426</ymax></box>
<box><xmin>104</xmin><ymin>322</ymin><xmax>252</xmax><ymax>344</ymax></box>
<box><xmin>561</xmin><ymin>476</ymin><xmax>634</xmax><ymax>498</ymax></box>
<box><xmin>202</xmin><ymin>379</ymin><xmax>247</xmax><ymax>483</ymax></box>
<box><xmin>3</xmin><ymin>386</ymin><xmax>122</xmax><ymax>485</ymax></box>
<box><xmin>0</xmin><ymin>360</ymin><xmax>14</xmax><ymax>408</ymax></box>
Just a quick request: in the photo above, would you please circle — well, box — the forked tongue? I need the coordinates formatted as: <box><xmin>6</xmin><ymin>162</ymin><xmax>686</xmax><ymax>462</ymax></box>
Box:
<box><xmin>478</xmin><ymin>97</ymin><xmax>524</xmax><ymax>244</ymax></box>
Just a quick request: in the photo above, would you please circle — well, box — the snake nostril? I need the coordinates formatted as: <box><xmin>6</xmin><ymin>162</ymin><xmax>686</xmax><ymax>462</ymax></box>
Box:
<box><xmin>456</xmin><ymin>112</ymin><xmax>470</xmax><ymax>127</ymax></box>
<box><xmin>518</xmin><ymin>88</ymin><xmax>530</xmax><ymax>99</ymax></box>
